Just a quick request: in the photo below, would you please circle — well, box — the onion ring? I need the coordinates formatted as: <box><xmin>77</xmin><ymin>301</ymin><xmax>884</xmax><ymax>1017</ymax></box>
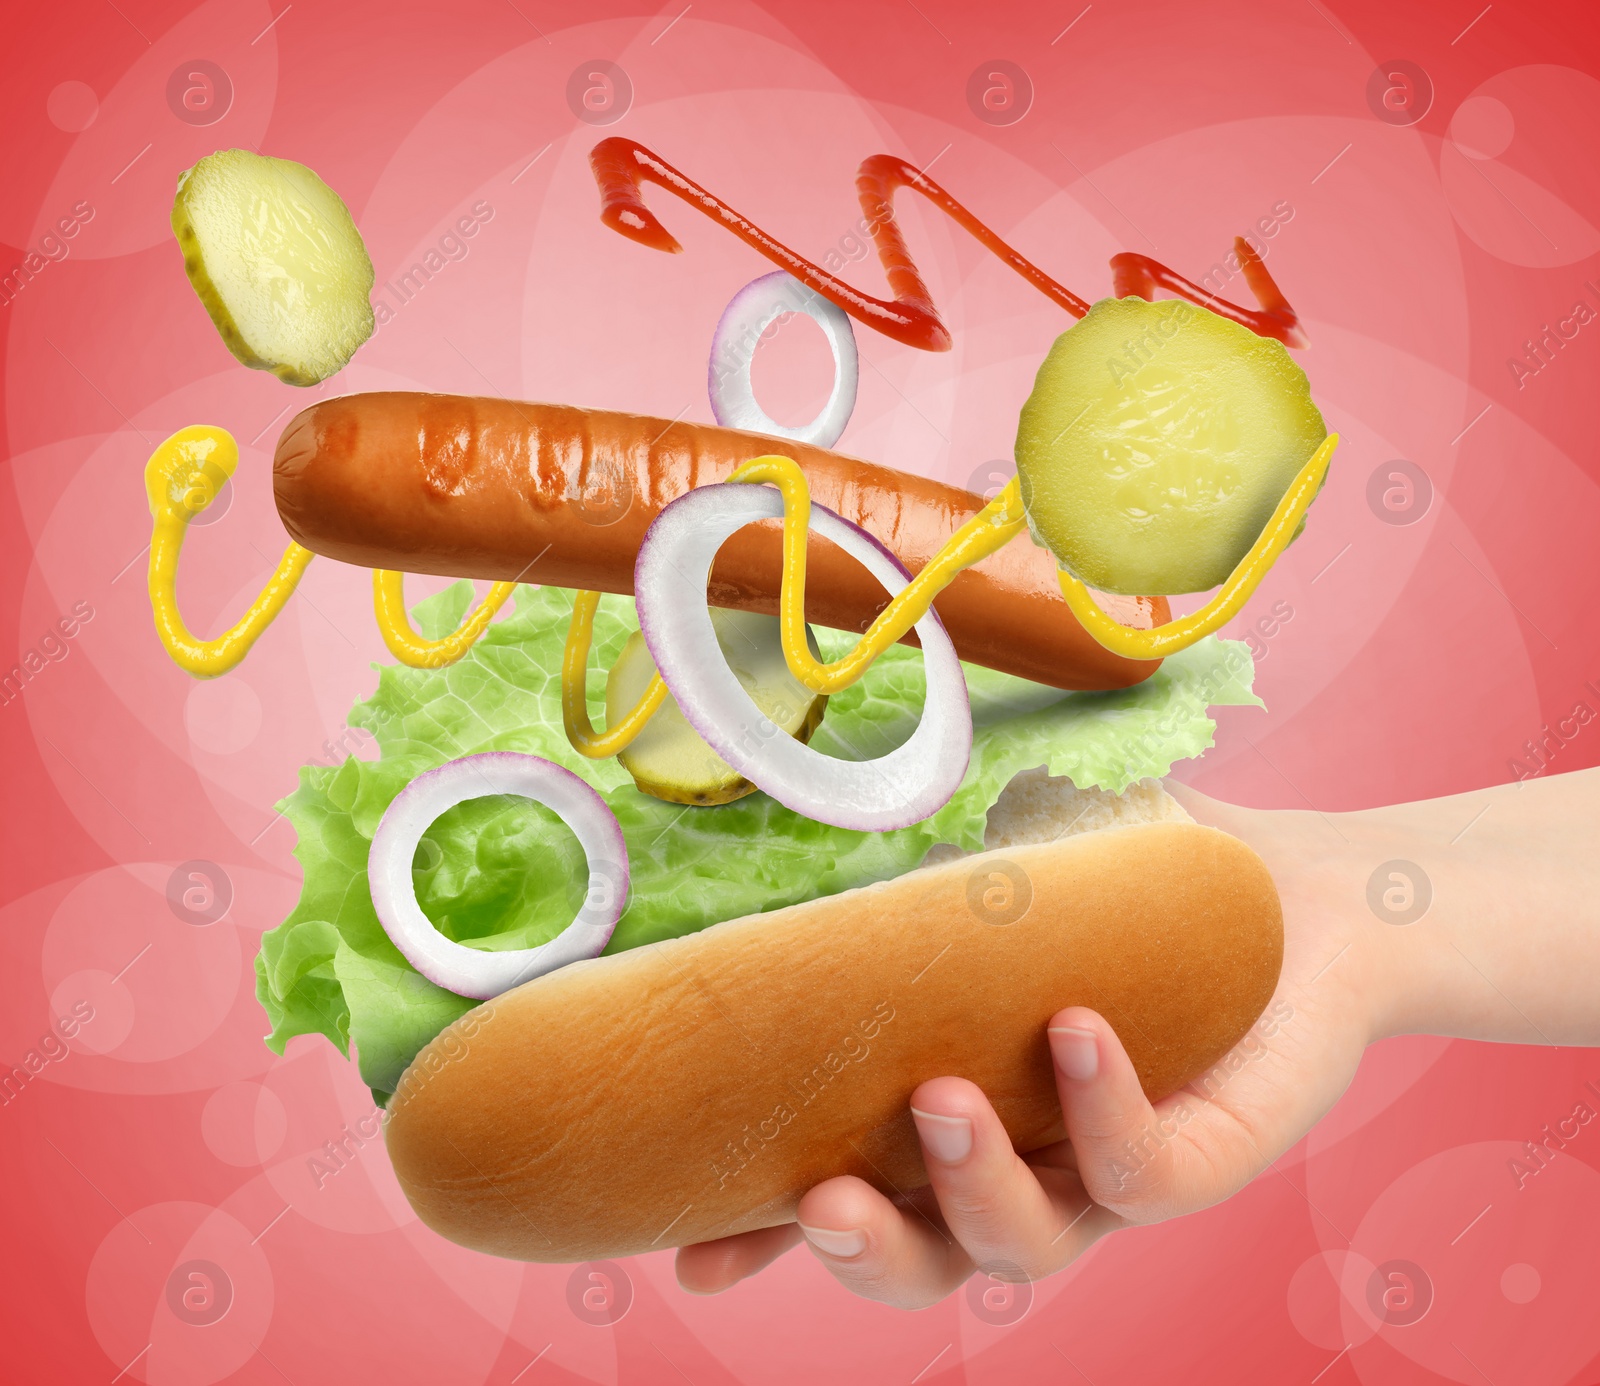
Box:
<box><xmin>708</xmin><ymin>271</ymin><xmax>859</xmax><ymax>448</ymax></box>
<box><xmin>368</xmin><ymin>753</ymin><xmax>628</xmax><ymax>999</ymax></box>
<box><xmin>634</xmin><ymin>484</ymin><xmax>971</xmax><ymax>830</ymax></box>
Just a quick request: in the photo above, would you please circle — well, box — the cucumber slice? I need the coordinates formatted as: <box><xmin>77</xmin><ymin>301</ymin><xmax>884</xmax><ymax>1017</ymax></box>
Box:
<box><xmin>1014</xmin><ymin>296</ymin><xmax>1327</xmax><ymax>595</ymax></box>
<box><xmin>607</xmin><ymin>610</ymin><xmax>827</xmax><ymax>806</ymax></box>
<box><xmin>172</xmin><ymin>149</ymin><xmax>375</xmax><ymax>387</ymax></box>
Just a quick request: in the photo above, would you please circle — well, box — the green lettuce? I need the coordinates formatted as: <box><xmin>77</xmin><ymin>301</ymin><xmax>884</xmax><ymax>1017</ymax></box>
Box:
<box><xmin>255</xmin><ymin>584</ymin><xmax>1260</xmax><ymax>1099</ymax></box>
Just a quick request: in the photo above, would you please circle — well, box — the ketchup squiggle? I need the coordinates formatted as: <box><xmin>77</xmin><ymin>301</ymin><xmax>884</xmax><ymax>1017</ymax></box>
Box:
<box><xmin>588</xmin><ymin>138</ymin><xmax>1306</xmax><ymax>351</ymax></box>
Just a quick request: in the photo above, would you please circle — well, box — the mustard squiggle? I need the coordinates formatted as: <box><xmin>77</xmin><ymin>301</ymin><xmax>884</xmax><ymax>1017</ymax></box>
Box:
<box><xmin>145</xmin><ymin>426</ymin><xmax>521</xmax><ymax>678</ymax></box>
<box><xmin>557</xmin><ymin>437</ymin><xmax>1337</xmax><ymax>758</ymax></box>
<box><xmin>556</xmin><ymin>456</ymin><xmax>1026</xmax><ymax>757</ymax></box>
<box><xmin>725</xmin><ymin>455</ymin><xmax>1027</xmax><ymax>695</ymax></box>
<box><xmin>373</xmin><ymin>570</ymin><xmax>518</xmax><ymax>668</ymax></box>
<box><xmin>561</xmin><ymin>589</ymin><xmax>669</xmax><ymax>758</ymax></box>
<box><xmin>1055</xmin><ymin>434</ymin><xmax>1339</xmax><ymax>659</ymax></box>
<box><xmin>145</xmin><ymin>426</ymin><xmax>313</xmax><ymax>677</ymax></box>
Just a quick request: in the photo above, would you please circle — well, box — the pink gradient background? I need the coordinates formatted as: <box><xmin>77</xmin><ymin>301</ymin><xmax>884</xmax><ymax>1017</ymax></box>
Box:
<box><xmin>5</xmin><ymin>0</ymin><xmax>1600</xmax><ymax>1380</ymax></box>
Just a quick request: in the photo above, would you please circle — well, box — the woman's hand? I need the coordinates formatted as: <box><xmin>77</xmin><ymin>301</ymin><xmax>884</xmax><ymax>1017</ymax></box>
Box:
<box><xmin>675</xmin><ymin>784</ymin><xmax>1384</xmax><ymax>1304</ymax></box>
<box><xmin>679</xmin><ymin>765</ymin><xmax>1600</xmax><ymax>1303</ymax></box>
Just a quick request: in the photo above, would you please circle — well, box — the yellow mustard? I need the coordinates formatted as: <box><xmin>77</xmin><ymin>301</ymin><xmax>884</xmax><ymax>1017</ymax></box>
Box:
<box><xmin>562</xmin><ymin>589</ymin><xmax>669</xmax><ymax>759</ymax></box>
<box><xmin>145</xmin><ymin>425</ymin><xmax>313</xmax><ymax>677</ymax></box>
<box><xmin>373</xmin><ymin>570</ymin><xmax>518</xmax><ymax>668</ymax></box>
<box><xmin>558</xmin><ymin>436</ymin><xmax>1338</xmax><ymax>757</ymax></box>
<box><xmin>1055</xmin><ymin>433</ymin><xmax>1339</xmax><ymax>659</ymax></box>
<box><xmin>145</xmin><ymin>425</ymin><xmax>522</xmax><ymax>676</ymax></box>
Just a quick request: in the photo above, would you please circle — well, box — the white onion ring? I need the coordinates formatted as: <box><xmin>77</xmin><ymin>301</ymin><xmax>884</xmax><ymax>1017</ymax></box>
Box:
<box><xmin>634</xmin><ymin>485</ymin><xmax>971</xmax><ymax>831</ymax></box>
<box><xmin>708</xmin><ymin>271</ymin><xmax>859</xmax><ymax>448</ymax></box>
<box><xmin>368</xmin><ymin>753</ymin><xmax>627</xmax><ymax>999</ymax></box>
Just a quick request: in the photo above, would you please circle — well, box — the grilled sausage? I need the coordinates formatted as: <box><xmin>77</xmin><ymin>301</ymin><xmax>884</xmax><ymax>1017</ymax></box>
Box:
<box><xmin>273</xmin><ymin>392</ymin><xmax>1167</xmax><ymax>690</ymax></box>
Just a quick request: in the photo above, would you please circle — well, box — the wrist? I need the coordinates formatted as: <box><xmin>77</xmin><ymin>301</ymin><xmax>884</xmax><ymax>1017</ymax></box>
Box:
<box><xmin>1240</xmin><ymin>792</ymin><xmax>1528</xmax><ymax>1043</ymax></box>
<box><xmin>1168</xmin><ymin>784</ymin><xmax>1392</xmax><ymax>1047</ymax></box>
<box><xmin>1178</xmin><ymin>769</ymin><xmax>1600</xmax><ymax>1050</ymax></box>
<box><xmin>1334</xmin><ymin>795</ymin><xmax>1515</xmax><ymax>1042</ymax></box>
<box><xmin>1341</xmin><ymin>818</ymin><xmax>1441</xmax><ymax>1042</ymax></box>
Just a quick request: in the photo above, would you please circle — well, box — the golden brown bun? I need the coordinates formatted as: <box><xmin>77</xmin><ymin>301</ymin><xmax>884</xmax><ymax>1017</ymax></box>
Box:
<box><xmin>383</xmin><ymin>822</ymin><xmax>1282</xmax><ymax>1261</ymax></box>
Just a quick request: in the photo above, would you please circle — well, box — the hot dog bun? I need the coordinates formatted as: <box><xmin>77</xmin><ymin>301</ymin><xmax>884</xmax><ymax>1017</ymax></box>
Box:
<box><xmin>383</xmin><ymin>786</ymin><xmax>1282</xmax><ymax>1262</ymax></box>
<box><xmin>272</xmin><ymin>392</ymin><xmax>1168</xmax><ymax>691</ymax></box>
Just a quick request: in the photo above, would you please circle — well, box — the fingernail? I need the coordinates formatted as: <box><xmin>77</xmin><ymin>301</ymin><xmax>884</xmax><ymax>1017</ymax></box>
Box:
<box><xmin>1049</xmin><ymin>1025</ymin><xmax>1099</xmax><ymax>1081</ymax></box>
<box><xmin>798</xmin><ymin>1223</ymin><xmax>866</xmax><ymax>1258</ymax></box>
<box><xmin>910</xmin><ymin>1107</ymin><xmax>973</xmax><ymax>1164</ymax></box>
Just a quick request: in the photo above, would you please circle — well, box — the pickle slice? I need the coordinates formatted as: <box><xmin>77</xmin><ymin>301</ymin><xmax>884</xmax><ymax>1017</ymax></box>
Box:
<box><xmin>1014</xmin><ymin>296</ymin><xmax>1327</xmax><ymax>595</ymax></box>
<box><xmin>608</xmin><ymin>610</ymin><xmax>827</xmax><ymax>805</ymax></box>
<box><xmin>172</xmin><ymin>149</ymin><xmax>375</xmax><ymax>387</ymax></box>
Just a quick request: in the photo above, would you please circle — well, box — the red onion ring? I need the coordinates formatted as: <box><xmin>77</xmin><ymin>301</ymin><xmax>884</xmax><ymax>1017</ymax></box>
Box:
<box><xmin>634</xmin><ymin>484</ymin><xmax>971</xmax><ymax>830</ymax></box>
<box><xmin>708</xmin><ymin>271</ymin><xmax>859</xmax><ymax>448</ymax></box>
<box><xmin>368</xmin><ymin>753</ymin><xmax>627</xmax><ymax>999</ymax></box>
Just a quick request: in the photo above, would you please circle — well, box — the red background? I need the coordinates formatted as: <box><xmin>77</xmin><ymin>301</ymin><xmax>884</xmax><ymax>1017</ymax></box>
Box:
<box><xmin>4</xmin><ymin>0</ymin><xmax>1600</xmax><ymax>1381</ymax></box>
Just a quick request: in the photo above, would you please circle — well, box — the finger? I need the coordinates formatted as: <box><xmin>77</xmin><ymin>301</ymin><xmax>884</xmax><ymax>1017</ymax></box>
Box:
<box><xmin>1048</xmin><ymin>1007</ymin><xmax>1256</xmax><ymax>1222</ymax></box>
<box><xmin>908</xmin><ymin>1076</ymin><xmax>1117</xmax><ymax>1280</ymax></box>
<box><xmin>676</xmin><ymin>1223</ymin><xmax>804</xmax><ymax>1294</ymax></box>
<box><xmin>795</xmin><ymin>1175</ymin><xmax>970</xmax><ymax>1309</ymax></box>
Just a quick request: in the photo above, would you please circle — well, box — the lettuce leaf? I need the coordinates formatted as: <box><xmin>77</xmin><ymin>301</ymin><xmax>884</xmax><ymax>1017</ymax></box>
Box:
<box><xmin>255</xmin><ymin>584</ymin><xmax>1260</xmax><ymax>1099</ymax></box>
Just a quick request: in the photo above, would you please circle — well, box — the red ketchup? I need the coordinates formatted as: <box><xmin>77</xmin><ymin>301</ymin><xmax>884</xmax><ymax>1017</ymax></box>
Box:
<box><xmin>588</xmin><ymin>137</ymin><xmax>1305</xmax><ymax>350</ymax></box>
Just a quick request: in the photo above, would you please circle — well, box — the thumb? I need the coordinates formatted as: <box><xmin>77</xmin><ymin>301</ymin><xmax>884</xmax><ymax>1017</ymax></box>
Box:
<box><xmin>1047</xmin><ymin>1007</ymin><xmax>1244</xmax><ymax>1224</ymax></box>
